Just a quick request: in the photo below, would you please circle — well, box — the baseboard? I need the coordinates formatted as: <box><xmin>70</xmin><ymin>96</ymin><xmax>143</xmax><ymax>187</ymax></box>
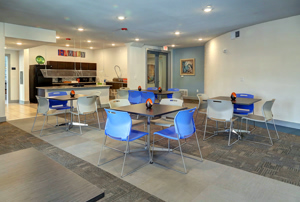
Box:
<box><xmin>19</xmin><ymin>100</ymin><xmax>30</xmax><ymax>104</ymax></box>
<box><xmin>184</xmin><ymin>96</ymin><xmax>197</xmax><ymax>100</ymax></box>
<box><xmin>0</xmin><ymin>116</ymin><xmax>6</xmax><ymax>123</ymax></box>
<box><xmin>9</xmin><ymin>100</ymin><xmax>19</xmax><ymax>103</ymax></box>
<box><xmin>274</xmin><ymin>119</ymin><xmax>300</xmax><ymax>130</ymax></box>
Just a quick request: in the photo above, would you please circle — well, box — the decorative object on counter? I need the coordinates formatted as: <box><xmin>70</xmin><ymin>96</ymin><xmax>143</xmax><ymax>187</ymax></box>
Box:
<box><xmin>180</xmin><ymin>58</ymin><xmax>195</xmax><ymax>75</ymax></box>
<box><xmin>138</xmin><ymin>86</ymin><xmax>142</xmax><ymax>91</ymax></box>
<box><xmin>58</xmin><ymin>49</ymin><xmax>85</xmax><ymax>58</ymax></box>
<box><xmin>114</xmin><ymin>65</ymin><xmax>122</xmax><ymax>78</ymax></box>
<box><xmin>36</xmin><ymin>55</ymin><xmax>45</xmax><ymax>65</ymax></box>
<box><xmin>146</xmin><ymin>98</ymin><xmax>153</xmax><ymax>109</ymax></box>
<box><xmin>70</xmin><ymin>90</ymin><xmax>75</xmax><ymax>97</ymax></box>
<box><xmin>76</xmin><ymin>78</ymin><xmax>80</xmax><ymax>82</ymax></box>
<box><xmin>231</xmin><ymin>92</ymin><xmax>237</xmax><ymax>101</ymax></box>
<box><xmin>158</xmin><ymin>87</ymin><xmax>162</xmax><ymax>93</ymax></box>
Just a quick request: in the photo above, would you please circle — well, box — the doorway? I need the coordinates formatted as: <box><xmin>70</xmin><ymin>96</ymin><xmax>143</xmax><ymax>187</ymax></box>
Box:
<box><xmin>146</xmin><ymin>50</ymin><xmax>170</xmax><ymax>91</ymax></box>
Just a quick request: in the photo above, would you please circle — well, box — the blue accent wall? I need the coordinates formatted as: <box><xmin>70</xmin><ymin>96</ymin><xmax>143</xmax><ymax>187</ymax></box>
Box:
<box><xmin>172</xmin><ymin>46</ymin><xmax>204</xmax><ymax>97</ymax></box>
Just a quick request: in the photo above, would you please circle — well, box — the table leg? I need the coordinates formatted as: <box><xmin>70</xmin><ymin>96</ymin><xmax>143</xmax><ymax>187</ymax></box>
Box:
<box><xmin>69</xmin><ymin>100</ymin><xmax>74</xmax><ymax>130</ymax></box>
<box><xmin>147</xmin><ymin>116</ymin><xmax>153</xmax><ymax>163</ymax></box>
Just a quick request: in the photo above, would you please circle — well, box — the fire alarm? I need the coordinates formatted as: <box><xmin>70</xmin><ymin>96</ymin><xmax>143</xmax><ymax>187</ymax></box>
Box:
<box><xmin>66</xmin><ymin>38</ymin><xmax>71</xmax><ymax>40</ymax></box>
<box><xmin>121</xmin><ymin>28</ymin><xmax>128</xmax><ymax>31</ymax></box>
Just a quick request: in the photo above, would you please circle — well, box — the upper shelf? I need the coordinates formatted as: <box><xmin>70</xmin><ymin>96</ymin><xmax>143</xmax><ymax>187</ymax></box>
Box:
<box><xmin>40</xmin><ymin>69</ymin><xmax>97</xmax><ymax>78</ymax></box>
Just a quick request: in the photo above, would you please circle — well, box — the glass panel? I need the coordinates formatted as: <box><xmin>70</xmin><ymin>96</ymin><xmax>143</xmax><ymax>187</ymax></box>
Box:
<box><xmin>158</xmin><ymin>54</ymin><xmax>167</xmax><ymax>91</ymax></box>
<box><xmin>147</xmin><ymin>53</ymin><xmax>155</xmax><ymax>89</ymax></box>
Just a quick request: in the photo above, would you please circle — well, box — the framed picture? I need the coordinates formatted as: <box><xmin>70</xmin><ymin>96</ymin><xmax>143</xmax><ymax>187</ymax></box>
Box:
<box><xmin>180</xmin><ymin>58</ymin><xmax>195</xmax><ymax>75</ymax></box>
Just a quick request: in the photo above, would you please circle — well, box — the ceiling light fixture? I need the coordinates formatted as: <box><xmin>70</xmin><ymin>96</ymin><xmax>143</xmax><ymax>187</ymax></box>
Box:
<box><xmin>175</xmin><ymin>31</ymin><xmax>180</xmax><ymax>35</ymax></box>
<box><xmin>66</xmin><ymin>44</ymin><xmax>70</xmax><ymax>47</ymax></box>
<box><xmin>118</xmin><ymin>16</ymin><xmax>125</xmax><ymax>20</ymax></box>
<box><xmin>87</xmin><ymin>40</ymin><xmax>91</xmax><ymax>43</ymax></box>
<box><xmin>77</xmin><ymin>28</ymin><xmax>84</xmax><ymax>31</ymax></box>
<box><xmin>17</xmin><ymin>42</ymin><xmax>22</xmax><ymax>45</ymax></box>
<box><xmin>204</xmin><ymin>6</ymin><xmax>212</xmax><ymax>12</ymax></box>
<box><xmin>56</xmin><ymin>36</ymin><xmax>60</xmax><ymax>39</ymax></box>
<box><xmin>4</xmin><ymin>47</ymin><xmax>6</xmax><ymax>49</ymax></box>
<box><xmin>135</xmin><ymin>38</ymin><xmax>139</xmax><ymax>41</ymax></box>
<box><xmin>112</xmin><ymin>43</ymin><xmax>115</xmax><ymax>46</ymax></box>
<box><xmin>171</xmin><ymin>44</ymin><xmax>175</xmax><ymax>47</ymax></box>
<box><xmin>90</xmin><ymin>47</ymin><xmax>93</xmax><ymax>49</ymax></box>
<box><xmin>198</xmin><ymin>38</ymin><xmax>203</xmax><ymax>41</ymax></box>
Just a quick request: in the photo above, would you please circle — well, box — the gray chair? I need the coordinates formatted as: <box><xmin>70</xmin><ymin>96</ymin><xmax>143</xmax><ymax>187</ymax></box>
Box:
<box><xmin>204</xmin><ymin>99</ymin><xmax>240</xmax><ymax>146</ymax></box>
<box><xmin>31</xmin><ymin>96</ymin><xmax>68</xmax><ymax>137</ymax></box>
<box><xmin>195</xmin><ymin>93</ymin><xmax>209</xmax><ymax>129</ymax></box>
<box><xmin>241</xmin><ymin>99</ymin><xmax>279</xmax><ymax>146</ymax></box>
<box><xmin>117</xmin><ymin>88</ymin><xmax>129</xmax><ymax>99</ymax></box>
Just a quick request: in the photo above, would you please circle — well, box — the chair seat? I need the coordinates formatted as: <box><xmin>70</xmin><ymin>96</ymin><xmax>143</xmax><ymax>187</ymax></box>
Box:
<box><xmin>234</xmin><ymin>108</ymin><xmax>250</xmax><ymax>115</ymax></box>
<box><xmin>208</xmin><ymin>117</ymin><xmax>238</xmax><ymax>122</ymax></box>
<box><xmin>151</xmin><ymin>118</ymin><xmax>174</xmax><ymax>127</ymax></box>
<box><xmin>43</xmin><ymin>110</ymin><xmax>67</xmax><ymax>116</ymax></box>
<box><xmin>132</xmin><ymin>119</ymin><xmax>145</xmax><ymax>126</ymax></box>
<box><xmin>50</xmin><ymin>106</ymin><xmax>71</xmax><ymax>110</ymax></box>
<box><xmin>107</xmin><ymin>129</ymin><xmax>148</xmax><ymax>142</ymax></box>
<box><xmin>242</xmin><ymin>114</ymin><xmax>266</xmax><ymax>122</ymax></box>
<box><xmin>154</xmin><ymin>126</ymin><xmax>193</xmax><ymax>140</ymax></box>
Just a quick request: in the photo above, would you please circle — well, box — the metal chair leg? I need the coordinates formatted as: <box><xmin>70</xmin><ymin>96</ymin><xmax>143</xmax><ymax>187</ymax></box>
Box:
<box><xmin>121</xmin><ymin>140</ymin><xmax>130</xmax><ymax>178</ymax></box>
<box><xmin>78</xmin><ymin>114</ymin><xmax>82</xmax><ymax>135</ymax></box>
<box><xmin>98</xmin><ymin>135</ymin><xmax>107</xmax><ymax>165</ymax></box>
<box><xmin>194</xmin><ymin>131</ymin><xmax>203</xmax><ymax>161</ymax></box>
<box><xmin>96</xmin><ymin>110</ymin><xmax>101</xmax><ymax>131</ymax></box>
<box><xmin>177</xmin><ymin>139</ymin><xmax>187</xmax><ymax>174</ymax></box>
<box><xmin>272</xmin><ymin>119</ymin><xmax>280</xmax><ymax>140</ymax></box>
<box><xmin>31</xmin><ymin>111</ymin><xmax>38</xmax><ymax>132</ymax></box>
<box><xmin>152</xmin><ymin>133</ymin><xmax>155</xmax><ymax>159</ymax></box>
<box><xmin>265</xmin><ymin>122</ymin><xmax>274</xmax><ymax>146</ymax></box>
<box><xmin>39</xmin><ymin>116</ymin><xmax>47</xmax><ymax>137</ymax></box>
<box><xmin>168</xmin><ymin>139</ymin><xmax>170</xmax><ymax>152</ymax></box>
<box><xmin>228</xmin><ymin>121</ymin><xmax>239</xmax><ymax>146</ymax></box>
<box><xmin>203</xmin><ymin>117</ymin><xmax>218</xmax><ymax>141</ymax></box>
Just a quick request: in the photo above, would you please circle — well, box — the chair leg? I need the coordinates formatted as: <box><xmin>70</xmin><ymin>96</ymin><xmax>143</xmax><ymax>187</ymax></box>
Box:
<box><xmin>228</xmin><ymin>121</ymin><xmax>239</xmax><ymax>146</ymax></box>
<box><xmin>177</xmin><ymin>139</ymin><xmax>187</xmax><ymax>174</ymax></box>
<box><xmin>152</xmin><ymin>133</ymin><xmax>155</xmax><ymax>159</ymax></box>
<box><xmin>265</xmin><ymin>122</ymin><xmax>274</xmax><ymax>146</ymax></box>
<box><xmin>96</xmin><ymin>110</ymin><xmax>101</xmax><ymax>131</ymax></box>
<box><xmin>168</xmin><ymin>139</ymin><xmax>170</xmax><ymax>152</ymax></box>
<box><xmin>31</xmin><ymin>111</ymin><xmax>38</xmax><ymax>132</ymax></box>
<box><xmin>203</xmin><ymin>116</ymin><xmax>208</xmax><ymax>140</ymax></box>
<box><xmin>56</xmin><ymin>116</ymin><xmax>58</xmax><ymax>126</ymax></box>
<box><xmin>98</xmin><ymin>135</ymin><xmax>107</xmax><ymax>166</ymax></box>
<box><xmin>272</xmin><ymin>119</ymin><xmax>280</xmax><ymax>140</ymax></box>
<box><xmin>203</xmin><ymin>117</ymin><xmax>218</xmax><ymax>141</ymax></box>
<box><xmin>121</xmin><ymin>140</ymin><xmax>130</xmax><ymax>178</ymax></box>
<box><xmin>194</xmin><ymin>131</ymin><xmax>203</xmax><ymax>161</ymax></box>
<box><xmin>78</xmin><ymin>114</ymin><xmax>82</xmax><ymax>135</ymax></box>
<box><xmin>39</xmin><ymin>116</ymin><xmax>47</xmax><ymax>137</ymax></box>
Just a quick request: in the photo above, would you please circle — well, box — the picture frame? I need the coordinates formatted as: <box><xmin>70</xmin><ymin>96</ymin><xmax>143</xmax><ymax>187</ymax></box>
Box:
<box><xmin>180</xmin><ymin>58</ymin><xmax>195</xmax><ymax>75</ymax></box>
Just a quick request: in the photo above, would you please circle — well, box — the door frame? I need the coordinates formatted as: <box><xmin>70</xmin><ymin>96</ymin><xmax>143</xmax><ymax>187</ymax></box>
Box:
<box><xmin>5</xmin><ymin>54</ymin><xmax>11</xmax><ymax>103</ymax></box>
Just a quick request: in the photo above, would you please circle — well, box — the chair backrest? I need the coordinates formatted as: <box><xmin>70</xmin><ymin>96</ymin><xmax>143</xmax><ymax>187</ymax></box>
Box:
<box><xmin>104</xmin><ymin>108</ymin><xmax>132</xmax><ymax>141</ymax></box>
<box><xmin>262</xmin><ymin>99</ymin><xmax>275</xmax><ymax>121</ymax></box>
<box><xmin>128</xmin><ymin>90</ymin><xmax>142</xmax><ymax>104</ymax></box>
<box><xmin>172</xmin><ymin>91</ymin><xmax>183</xmax><ymax>99</ymax></box>
<box><xmin>117</xmin><ymin>89</ymin><xmax>129</xmax><ymax>99</ymax></box>
<box><xmin>160</xmin><ymin>98</ymin><xmax>183</xmax><ymax>106</ymax></box>
<box><xmin>120</xmin><ymin>87</ymin><xmax>129</xmax><ymax>90</ymax></box>
<box><xmin>141</xmin><ymin>91</ymin><xmax>155</xmax><ymax>103</ymax></box>
<box><xmin>89</xmin><ymin>91</ymin><xmax>102</xmax><ymax>107</ymax></box>
<box><xmin>234</xmin><ymin>93</ymin><xmax>254</xmax><ymax>114</ymax></box>
<box><xmin>77</xmin><ymin>95</ymin><xmax>97</xmax><ymax>114</ymax></box>
<box><xmin>167</xmin><ymin>88</ymin><xmax>180</xmax><ymax>98</ymax></box>
<box><xmin>147</xmin><ymin>87</ymin><xmax>158</xmax><ymax>90</ymax></box>
<box><xmin>36</xmin><ymin>96</ymin><xmax>49</xmax><ymax>114</ymax></box>
<box><xmin>48</xmin><ymin>91</ymin><xmax>68</xmax><ymax>107</ymax></box>
<box><xmin>109</xmin><ymin>99</ymin><xmax>131</xmax><ymax>108</ymax></box>
<box><xmin>197</xmin><ymin>93</ymin><xmax>209</xmax><ymax>110</ymax></box>
<box><xmin>174</xmin><ymin>107</ymin><xmax>196</xmax><ymax>139</ymax></box>
<box><xmin>207</xmin><ymin>99</ymin><xmax>233</xmax><ymax>121</ymax></box>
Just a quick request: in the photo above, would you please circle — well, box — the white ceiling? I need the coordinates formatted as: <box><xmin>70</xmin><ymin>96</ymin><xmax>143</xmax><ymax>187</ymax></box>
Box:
<box><xmin>1</xmin><ymin>0</ymin><xmax>300</xmax><ymax>50</ymax></box>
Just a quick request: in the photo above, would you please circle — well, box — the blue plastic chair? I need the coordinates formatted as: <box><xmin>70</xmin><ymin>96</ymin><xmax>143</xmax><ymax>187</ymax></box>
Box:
<box><xmin>234</xmin><ymin>93</ymin><xmax>254</xmax><ymax>115</ymax></box>
<box><xmin>147</xmin><ymin>87</ymin><xmax>158</xmax><ymax>90</ymax></box>
<box><xmin>153</xmin><ymin>107</ymin><xmax>203</xmax><ymax>174</ymax></box>
<box><xmin>48</xmin><ymin>91</ymin><xmax>71</xmax><ymax>110</ymax></box>
<box><xmin>98</xmin><ymin>109</ymin><xmax>150</xmax><ymax>177</ymax></box>
<box><xmin>141</xmin><ymin>91</ymin><xmax>155</xmax><ymax>103</ymax></box>
<box><xmin>128</xmin><ymin>90</ymin><xmax>142</xmax><ymax>104</ymax></box>
<box><xmin>167</xmin><ymin>88</ymin><xmax>179</xmax><ymax>98</ymax></box>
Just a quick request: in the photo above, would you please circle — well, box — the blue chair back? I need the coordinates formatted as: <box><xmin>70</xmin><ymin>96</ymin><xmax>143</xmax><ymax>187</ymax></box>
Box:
<box><xmin>147</xmin><ymin>87</ymin><xmax>158</xmax><ymax>90</ymax></box>
<box><xmin>48</xmin><ymin>91</ymin><xmax>68</xmax><ymax>108</ymax></box>
<box><xmin>141</xmin><ymin>92</ymin><xmax>155</xmax><ymax>103</ymax></box>
<box><xmin>174</xmin><ymin>107</ymin><xmax>196</xmax><ymax>139</ymax></box>
<box><xmin>167</xmin><ymin>88</ymin><xmax>179</xmax><ymax>98</ymax></box>
<box><xmin>104</xmin><ymin>108</ymin><xmax>132</xmax><ymax>141</ymax></box>
<box><xmin>128</xmin><ymin>90</ymin><xmax>142</xmax><ymax>104</ymax></box>
<box><xmin>234</xmin><ymin>93</ymin><xmax>254</xmax><ymax>115</ymax></box>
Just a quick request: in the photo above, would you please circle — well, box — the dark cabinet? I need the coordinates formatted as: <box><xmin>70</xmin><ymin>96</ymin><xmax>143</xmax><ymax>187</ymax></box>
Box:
<box><xmin>47</xmin><ymin>61</ymin><xmax>96</xmax><ymax>70</ymax></box>
<box><xmin>89</xmin><ymin>63</ymin><xmax>97</xmax><ymax>70</ymax></box>
<box><xmin>47</xmin><ymin>61</ymin><xmax>58</xmax><ymax>69</ymax></box>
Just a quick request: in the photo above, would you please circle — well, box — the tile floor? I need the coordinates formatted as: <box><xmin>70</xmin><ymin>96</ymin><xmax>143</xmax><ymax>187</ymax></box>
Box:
<box><xmin>9</xmin><ymin>115</ymin><xmax>300</xmax><ymax>202</ymax></box>
<box><xmin>5</xmin><ymin>103</ymin><xmax>39</xmax><ymax>121</ymax></box>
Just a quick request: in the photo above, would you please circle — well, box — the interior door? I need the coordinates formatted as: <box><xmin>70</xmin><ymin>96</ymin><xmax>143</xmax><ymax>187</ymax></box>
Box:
<box><xmin>147</xmin><ymin>51</ymin><xmax>168</xmax><ymax>90</ymax></box>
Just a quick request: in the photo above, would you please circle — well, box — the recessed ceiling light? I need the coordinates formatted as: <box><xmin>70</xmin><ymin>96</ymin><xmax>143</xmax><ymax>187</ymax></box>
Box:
<box><xmin>56</xmin><ymin>36</ymin><xmax>60</xmax><ymax>39</ymax></box>
<box><xmin>4</xmin><ymin>47</ymin><xmax>6</xmax><ymax>49</ymax></box>
<box><xmin>17</xmin><ymin>42</ymin><xmax>22</xmax><ymax>45</ymax></box>
<box><xmin>78</xmin><ymin>28</ymin><xmax>84</xmax><ymax>31</ymax></box>
<box><xmin>66</xmin><ymin>44</ymin><xmax>70</xmax><ymax>47</ymax></box>
<box><xmin>90</xmin><ymin>47</ymin><xmax>93</xmax><ymax>49</ymax></box>
<box><xmin>204</xmin><ymin>6</ymin><xmax>212</xmax><ymax>12</ymax></box>
<box><xmin>198</xmin><ymin>38</ymin><xmax>203</xmax><ymax>41</ymax></box>
<box><xmin>87</xmin><ymin>40</ymin><xmax>91</xmax><ymax>43</ymax></box>
<box><xmin>175</xmin><ymin>31</ymin><xmax>180</xmax><ymax>35</ymax></box>
<box><xmin>112</xmin><ymin>43</ymin><xmax>115</xmax><ymax>46</ymax></box>
<box><xmin>118</xmin><ymin>16</ymin><xmax>125</xmax><ymax>20</ymax></box>
<box><xmin>171</xmin><ymin>44</ymin><xmax>175</xmax><ymax>47</ymax></box>
<box><xmin>135</xmin><ymin>38</ymin><xmax>139</xmax><ymax>41</ymax></box>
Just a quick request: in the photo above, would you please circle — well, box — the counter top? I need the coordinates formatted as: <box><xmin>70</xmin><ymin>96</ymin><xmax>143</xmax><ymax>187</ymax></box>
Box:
<box><xmin>37</xmin><ymin>85</ymin><xmax>111</xmax><ymax>90</ymax></box>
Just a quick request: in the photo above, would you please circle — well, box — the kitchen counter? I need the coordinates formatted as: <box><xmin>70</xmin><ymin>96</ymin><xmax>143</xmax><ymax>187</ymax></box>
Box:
<box><xmin>37</xmin><ymin>85</ymin><xmax>111</xmax><ymax>106</ymax></box>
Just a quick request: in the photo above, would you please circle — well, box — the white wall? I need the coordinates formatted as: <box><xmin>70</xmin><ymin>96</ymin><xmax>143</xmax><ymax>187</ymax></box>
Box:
<box><xmin>5</xmin><ymin>50</ymin><xmax>19</xmax><ymax>101</ymax></box>
<box><xmin>28</xmin><ymin>45</ymin><xmax>95</xmax><ymax>65</ymax></box>
<box><xmin>0</xmin><ymin>22</ymin><xmax>5</xmax><ymax>121</ymax></box>
<box><xmin>205</xmin><ymin>15</ymin><xmax>300</xmax><ymax>124</ymax></box>
<box><xmin>94</xmin><ymin>46</ymin><xmax>127</xmax><ymax>82</ymax></box>
<box><xmin>19</xmin><ymin>49</ymin><xmax>30</xmax><ymax>103</ymax></box>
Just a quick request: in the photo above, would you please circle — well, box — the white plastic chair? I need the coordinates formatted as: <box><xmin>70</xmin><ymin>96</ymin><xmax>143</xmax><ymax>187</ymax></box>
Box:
<box><xmin>31</xmin><ymin>96</ymin><xmax>67</xmax><ymax>137</ymax></box>
<box><xmin>88</xmin><ymin>91</ymin><xmax>105</xmax><ymax>121</ymax></box>
<box><xmin>71</xmin><ymin>95</ymin><xmax>101</xmax><ymax>134</ymax></box>
<box><xmin>117</xmin><ymin>89</ymin><xmax>129</xmax><ymax>99</ymax></box>
<box><xmin>172</xmin><ymin>91</ymin><xmax>183</xmax><ymax>100</ymax></box>
<box><xmin>195</xmin><ymin>93</ymin><xmax>209</xmax><ymax>127</ymax></box>
<box><xmin>241</xmin><ymin>99</ymin><xmax>279</xmax><ymax>146</ymax></box>
<box><xmin>204</xmin><ymin>99</ymin><xmax>240</xmax><ymax>146</ymax></box>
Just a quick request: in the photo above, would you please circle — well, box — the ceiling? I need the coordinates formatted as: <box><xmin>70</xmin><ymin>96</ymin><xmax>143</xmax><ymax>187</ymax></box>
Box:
<box><xmin>1</xmin><ymin>0</ymin><xmax>300</xmax><ymax>50</ymax></box>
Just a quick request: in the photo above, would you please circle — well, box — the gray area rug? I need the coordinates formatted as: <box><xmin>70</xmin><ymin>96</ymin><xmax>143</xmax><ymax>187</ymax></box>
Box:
<box><xmin>0</xmin><ymin>121</ymin><xmax>163</xmax><ymax>202</ymax></box>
